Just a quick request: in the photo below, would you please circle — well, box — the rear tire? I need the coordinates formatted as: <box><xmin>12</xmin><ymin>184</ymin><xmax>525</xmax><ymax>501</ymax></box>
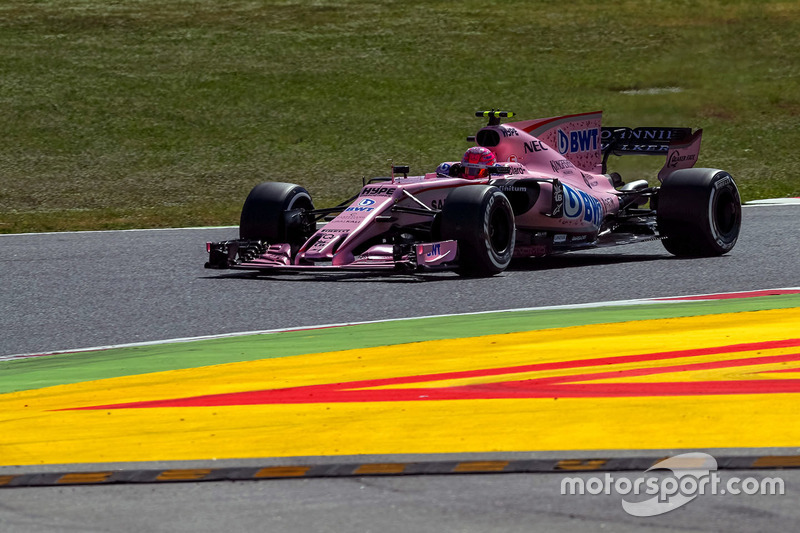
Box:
<box><xmin>439</xmin><ymin>185</ymin><xmax>515</xmax><ymax>276</ymax></box>
<box><xmin>656</xmin><ymin>169</ymin><xmax>741</xmax><ymax>256</ymax></box>
<box><xmin>239</xmin><ymin>182</ymin><xmax>314</xmax><ymax>246</ymax></box>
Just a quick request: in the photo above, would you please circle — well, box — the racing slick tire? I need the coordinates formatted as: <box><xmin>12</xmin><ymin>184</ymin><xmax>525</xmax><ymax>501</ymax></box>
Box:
<box><xmin>239</xmin><ymin>182</ymin><xmax>314</xmax><ymax>247</ymax></box>
<box><xmin>656</xmin><ymin>168</ymin><xmax>741</xmax><ymax>257</ymax></box>
<box><xmin>439</xmin><ymin>185</ymin><xmax>515</xmax><ymax>276</ymax></box>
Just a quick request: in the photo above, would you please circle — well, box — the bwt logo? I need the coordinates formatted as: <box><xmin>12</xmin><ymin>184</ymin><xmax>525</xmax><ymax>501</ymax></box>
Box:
<box><xmin>558</xmin><ymin>128</ymin><xmax>599</xmax><ymax>155</ymax></box>
<box><xmin>563</xmin><ymin>184</ymin><xmax>603</xmax><ymax>227</ymax></box>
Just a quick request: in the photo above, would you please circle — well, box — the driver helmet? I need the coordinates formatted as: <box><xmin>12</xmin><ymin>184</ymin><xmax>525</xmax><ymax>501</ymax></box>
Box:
<box><xmin>461</xmin><ymin>146</ymin><xmax>496</xmax><ymax>179</ymax></box>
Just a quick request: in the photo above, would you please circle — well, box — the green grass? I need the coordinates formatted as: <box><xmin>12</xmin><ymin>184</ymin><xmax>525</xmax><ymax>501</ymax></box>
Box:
<box><xmin>1</xmin><ymin>0</ymin><xmax>799</xmax><ymax>233</ymax></box>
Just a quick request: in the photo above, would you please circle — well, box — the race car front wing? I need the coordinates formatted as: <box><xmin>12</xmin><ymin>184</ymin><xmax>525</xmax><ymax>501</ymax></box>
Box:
<box><xmin>205</xmin><ymin>240</ymin><xmax>458</xmax><ymax>273</ymax></box>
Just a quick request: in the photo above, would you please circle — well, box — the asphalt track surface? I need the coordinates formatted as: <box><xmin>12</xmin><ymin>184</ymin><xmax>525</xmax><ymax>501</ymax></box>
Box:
<box><xmin>1</xmin><ymin>205</ymin><xmax>798</xmax><ymax>358</ymax></box>
<box><xmin>1</xmin><ymin>204</ymin><xmax>799</xmax><ymax>532</ymax></box>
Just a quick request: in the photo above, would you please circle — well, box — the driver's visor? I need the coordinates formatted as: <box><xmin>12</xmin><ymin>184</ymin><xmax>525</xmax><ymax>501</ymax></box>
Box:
<box><xmin>463</xmin><ymin>163</ymin><xmax>489</xmax><ymax>178</ymax></box>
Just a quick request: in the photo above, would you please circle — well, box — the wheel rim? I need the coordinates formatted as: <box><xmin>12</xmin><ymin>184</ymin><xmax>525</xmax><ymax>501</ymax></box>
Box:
<box><xmin>715</xmin><ymin>189</ymin><xmax>738</xmax><ymax>237</ymax></box>
<box><xmin>488</xmin><ymin>203</ymin><xmax>511</xmax><ymax>254</ymax></box>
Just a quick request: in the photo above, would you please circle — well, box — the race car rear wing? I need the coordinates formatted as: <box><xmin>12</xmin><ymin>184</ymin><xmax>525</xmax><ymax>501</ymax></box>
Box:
<box><xmin>601</xmin><ymin>127</ymin><xmax>693</xmax><ymax>156</ymax></box>
<box><xmin>482</xmin><ymin>111</ymin><xmax>703</xmax><ymax>182</ymax></box>
<box><xmin>601</xmin><ymin>127</ymin><xmax>703</xmax><ymax>181</ymax></box>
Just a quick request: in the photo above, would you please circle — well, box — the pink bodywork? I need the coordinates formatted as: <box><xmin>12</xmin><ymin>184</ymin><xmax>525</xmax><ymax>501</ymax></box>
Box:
<box><xmin>297</xmin><ymin>176</ymin><xmax>485</xmax><ymax>266</ymax></box>
<box><xmin>482</xmin><ymin>111</ymin><xmax>620</xmax><ymax>236</ymax></box>
<box><xmin>236</xmin><ymin>111</ymin><xmax>700</xmax><ymax>271</ymax></box>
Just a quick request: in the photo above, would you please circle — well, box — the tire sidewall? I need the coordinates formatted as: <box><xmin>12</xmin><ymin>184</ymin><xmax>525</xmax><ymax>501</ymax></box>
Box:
<box><xmin>239</xmin><ymin>182</ymin><xmax>313</xmax><ymax>241</ymax></box>
<box><xmin>440</xmin><ymin>185</ymin><xmax>515</xmax><ymax>275</ymax></box>
<box><xmin>480</xmin><ymin>190</ymin><xmax>515</xmax><ymax>271</ymax></box>
<box><xmin>657</xmin><ymin>169</ymin><xmax>741</xmax><ymax>256</ymax></box>
<box><xmin>706</xmin><ymin>173</ymin><xmax>740</xmax><ymax>252</ymax></box>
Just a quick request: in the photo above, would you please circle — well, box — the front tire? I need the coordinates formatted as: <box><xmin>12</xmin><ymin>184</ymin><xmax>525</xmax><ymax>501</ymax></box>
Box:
<box><xmin>439</xmin><ymin>185</ymin><xmax>515</xmax><ymax>276</ymax></box>
<box><xmin>239</xmin><ymin>182</ymin><xmax>314</xmax><ymax>246</ymax></box>
<box><xmin>656</xmin><ymin>168</ymin><xmax>741</xmax><ymax>257</ymax></box>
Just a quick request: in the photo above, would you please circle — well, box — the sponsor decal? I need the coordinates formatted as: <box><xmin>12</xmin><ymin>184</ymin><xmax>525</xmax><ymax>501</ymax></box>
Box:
<box><xmin>499</xmin><ymin>186</ymin><xmax>528</xmax><ymax>192</ymax></box>
<box><xmin>617</xmin><ymin>144</ymin><xmax>670</xmax><ymax>153</ymax></box>
<box><xmin>358</xmin><ymin>198</ymin><xmax>376</xmax><ymax>206</ymax></box>
<box><xmin>501</xmin><ymin>127</ymin><xmax>519</xmax><ymax>138</ymax></box>
<box><xmin>416</xmin><ymin>241</ymin><xmax>456</xmax><ymax>264</ymax></box>
<box><xmin>496</xmin><ymin>165</ymin><xmax>526</xmax><ymax>176</ymax></box>
<box><xmin>601</xmin><ymin>127</ymin><xmax>685</xmax><ymax>142</ymax></box>
<box><xmin>309</xmin><ymin>232</ymin><xmax>339</xmax><ymax>251</ymax></box>
<box><xmin>563</xmin><ymin>184</ymin><xmax>603</xmax><ymax>227</ymax></box>
<box><xmin>550</xmin><ymin>160</ymin><xmax>575</xmax><ymax>173</ymax></box>
<box><xmin>553</xmin><ymin>234</ymin><xmax>567</xmax><ymax>243</ymax></box>
<box><xmin>600</xmin><ymin>128</ymin><xmax>692</xmax><ymax>155</ymax></box>
<box><xmin>578</xmin><ymin>173</ymin><xmax>600</xmax><ymax>187</ymax></box>
<box><xmin>714</xmin><ymin>175</ymin><xmax>733</xmax><ymax>190</ymax></box>
<box><xmin>558</xmin><ymin>128</ymin><xmax>600</xmax><ymax>155</ymax></box>
<box><xmin>360</xmin><ymin>185</ymin><xmax>397</xmax><ymax>196</ymax></box>
<box><xmin>524</xmin><ymin>140</ymin><xmax>549</xmax><ymax>153</ymax></box>
<box><xmin>667</xmin><ymin>150</ymin><xmax>697</xmax><ymax>168</ymax></box>
<box><xmin>508</xmin><ymin>154</ymin><xmax>518</xmax><ymax>163</ymax></box>
<box><xmin>551</xmin><ymin>181</ymin><xmax>564</xmax><ymax>217</ymax></box>
<box><xmin>345</xmin><ymin>206</ymin><xmax>374</xmax><ymax>213</ymax></box>
<box><xmin>514</xmin><ymin>244</ymin><xmax>548</xmax><ymax>256</ymax></box>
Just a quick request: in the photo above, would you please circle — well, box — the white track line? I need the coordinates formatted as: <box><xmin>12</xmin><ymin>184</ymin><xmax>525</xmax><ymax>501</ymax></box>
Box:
<box><xmin>0</xmin><ymin>226</ymin><xmax>237</xmax><ymax>237</ymax></box>
<box><xmin>744</xmin><ymin>198</ymin><xmax>800</xmax><ymax>206</ymax></box>
<box><xmin>3</xmin><ymin>287</ymin><xmax>798</xmax><ymax>362</ymax></box>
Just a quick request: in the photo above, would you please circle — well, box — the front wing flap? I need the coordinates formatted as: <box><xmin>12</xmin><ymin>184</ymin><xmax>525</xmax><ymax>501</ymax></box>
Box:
<box><xmin>205</xmin><ymin>240</ymin><xmax>458</xmax><ymax>273</ymax></box>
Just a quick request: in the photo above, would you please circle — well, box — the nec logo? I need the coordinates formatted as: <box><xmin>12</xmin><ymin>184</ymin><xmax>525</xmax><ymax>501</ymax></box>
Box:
<box><xmin>360</xmin><ymin>186</ymin><xmax>396</xmax><ymax>196</ymax></box>
<box><xmin>558</xmin><ymin>128</ymin><xmax>599</xmax><ymax>155</ymax></box>
<box><xmin>523</xmin><ymin>140</ymin><xmax>549</xmax><ymax>153</ymax></box>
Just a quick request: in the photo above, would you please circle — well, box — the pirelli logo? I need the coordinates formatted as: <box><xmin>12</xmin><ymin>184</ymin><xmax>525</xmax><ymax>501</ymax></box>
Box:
<box><xmin>1</xmin><ymin>455</ymin><xmax>799</xmax><ymax>488</ymax></box>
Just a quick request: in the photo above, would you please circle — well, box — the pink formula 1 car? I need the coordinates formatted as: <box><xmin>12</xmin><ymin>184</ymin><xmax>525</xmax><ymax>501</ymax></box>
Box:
<box><xmin>205</xmin><ymin>111</ymin><xmax>741</xmax><ymax>276</ymax></box>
